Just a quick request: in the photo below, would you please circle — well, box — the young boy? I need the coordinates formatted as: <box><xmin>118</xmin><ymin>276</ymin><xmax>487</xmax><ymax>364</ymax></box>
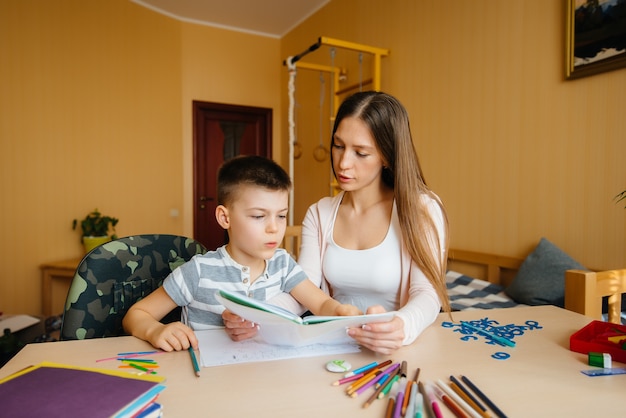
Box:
<box><xmin>123</xmin><ymin>155</ymin><xmax>360</xmax><ymax>352</ymax></box>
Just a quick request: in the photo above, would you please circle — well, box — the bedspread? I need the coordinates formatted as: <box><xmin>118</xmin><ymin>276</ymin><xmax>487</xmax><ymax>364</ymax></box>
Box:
<box><xmin>445</xmin><ymin>270</ymin><xmax>524</xmax><ymax>311</ymax></box>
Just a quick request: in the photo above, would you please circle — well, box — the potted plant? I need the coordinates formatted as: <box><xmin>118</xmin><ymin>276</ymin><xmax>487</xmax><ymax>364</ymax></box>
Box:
<box><xmin>72</xmin><ymin>208</ymin><xmax>119</xmax><ymax>253</ymax></box>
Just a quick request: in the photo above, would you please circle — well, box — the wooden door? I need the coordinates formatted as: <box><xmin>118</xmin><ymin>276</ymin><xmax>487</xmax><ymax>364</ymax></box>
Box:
<box><xmin>193</xmin><ymin>101</ymin><xmax>272</xmax><ymax>250</ymax></box>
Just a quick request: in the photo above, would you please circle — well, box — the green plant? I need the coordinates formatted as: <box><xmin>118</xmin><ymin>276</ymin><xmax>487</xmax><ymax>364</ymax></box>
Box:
<box><xmin>615</xmin><ymin>190</ymin><xmax>626</xmax><ymax>208</ymax></box>
<box><xmin>72</xmin><ymin>208</ymin><xmax>119</xmax><ymax>238</ymax></box>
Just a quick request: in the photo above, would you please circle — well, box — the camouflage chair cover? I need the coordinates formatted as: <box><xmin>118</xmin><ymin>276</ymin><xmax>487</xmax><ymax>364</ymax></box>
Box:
<box><xmin>60</xmin><ymin>234</ymin><xmax>207</xmax><ymax>340</ymax></box>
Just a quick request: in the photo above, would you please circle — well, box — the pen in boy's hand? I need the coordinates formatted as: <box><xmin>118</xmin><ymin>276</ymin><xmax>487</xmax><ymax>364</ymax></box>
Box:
<box><xmin>188</xmin><ymin>346</ymin><xmax>201</xmax><ymax>377</ymax></box>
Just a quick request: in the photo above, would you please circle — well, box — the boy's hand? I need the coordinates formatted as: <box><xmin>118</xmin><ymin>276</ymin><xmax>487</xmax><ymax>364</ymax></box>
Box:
<box><xmin>222</xmin><ymin>309</ymin><xmax>259</xmax><ymax>341</ymax></box>
<box><xmin>147</xmin><ymin>321</ymin><xmax>198</xmax><ymax>352</ymax></box>
<box><xmin>335</xmin><ymin>303</ymin><xmax>362</xmax><ymax>316</ymax></box>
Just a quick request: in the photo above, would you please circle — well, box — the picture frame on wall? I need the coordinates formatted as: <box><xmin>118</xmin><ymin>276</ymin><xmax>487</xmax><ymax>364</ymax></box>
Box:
<box><xmin>566</xmin><ymin>0</ymin><xmax>626</xmax><ymax>80</ymax></box>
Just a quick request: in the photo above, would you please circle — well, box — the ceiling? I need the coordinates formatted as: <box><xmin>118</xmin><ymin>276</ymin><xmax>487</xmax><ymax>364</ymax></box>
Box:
<box><xmin>132</xmin><ymin>0</ymin><xmax>330</xmax><ymax>38</ymax></box>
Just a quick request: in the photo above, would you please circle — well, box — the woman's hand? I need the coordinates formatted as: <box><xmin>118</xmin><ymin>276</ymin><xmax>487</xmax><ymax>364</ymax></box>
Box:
<box><xmin>346</xmin><ymin>305</ymin><xmax>405</xmax><ymax>355</ymax></box>
<box><xmin>221</xmin><ymin>309</ymin><xmax>259</xmax><ymax>341</ymax></box>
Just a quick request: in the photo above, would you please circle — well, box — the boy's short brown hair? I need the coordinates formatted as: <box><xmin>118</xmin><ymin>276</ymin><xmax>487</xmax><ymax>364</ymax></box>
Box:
<box><xmin>217</xmin><ymin>155</ymin><xmax>291</xmax><ymax>206</ymax></box>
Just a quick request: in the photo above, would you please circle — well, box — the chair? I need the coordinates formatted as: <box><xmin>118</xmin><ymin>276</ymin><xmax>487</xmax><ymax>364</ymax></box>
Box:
<box><xmin>282</xmin><ymin>225</ymin><xmax>302</xmax><ymax>260</ymax></box>
<box><xmin>60</xmin><ymin>234</ymin><xmax>207</xmax><ymax>340</ymax></box>
<box><xmin>565</xmin><ymin>269</ymin><xmax>626</xmax><ymax>324</ymax></box>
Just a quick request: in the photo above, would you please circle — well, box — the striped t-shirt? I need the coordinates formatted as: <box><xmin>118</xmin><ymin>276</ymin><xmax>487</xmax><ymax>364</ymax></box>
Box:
<box><xmin>163</xmin><ymin>245</ymin><xmax>307</xmax><ymax>330</ymax></box>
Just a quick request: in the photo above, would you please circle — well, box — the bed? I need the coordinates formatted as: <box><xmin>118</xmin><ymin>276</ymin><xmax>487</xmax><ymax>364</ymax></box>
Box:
<box><xmin>448</xmin><ymin>248</ymin><xmax>625</xmax><ymax>323</ymax></box>
<box><xmin>446</xmin><ymin>249</ymin><xmax>525</xmax><ymax>311</ymax></box>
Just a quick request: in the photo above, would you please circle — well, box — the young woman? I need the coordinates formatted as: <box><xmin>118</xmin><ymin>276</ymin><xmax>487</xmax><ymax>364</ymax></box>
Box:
<box><xmin>223</xmin><ymin>92</ymin><xmax>450</xmax><ymax>355</ymax></box>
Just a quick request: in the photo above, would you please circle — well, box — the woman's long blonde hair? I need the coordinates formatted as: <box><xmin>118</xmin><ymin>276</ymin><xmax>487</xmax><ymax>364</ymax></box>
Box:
<box><xmin>330</xmin><ymin>91</ymin><xmax>451</xmax><ymax>313</ymax></box>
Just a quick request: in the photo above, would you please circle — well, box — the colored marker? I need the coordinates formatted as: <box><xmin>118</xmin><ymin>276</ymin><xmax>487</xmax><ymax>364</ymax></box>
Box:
<box><xmin>423</xmin><ymin>381</ymin><xmax>444</xmax><ymax>418</ymax></box>
<box><xmin>393</xmin><ymin>391</ymin><xmax>404</xmax><ymax>418</ymax></box>
<box><xmin>415</xmin><ymin>392</ymin><xmax>424</xmax><ymax>418</ymax></box>
<box><xmin>460</xmin><ymin>321</ymin><xmax>516</xmax><ymax>347</ymax></box>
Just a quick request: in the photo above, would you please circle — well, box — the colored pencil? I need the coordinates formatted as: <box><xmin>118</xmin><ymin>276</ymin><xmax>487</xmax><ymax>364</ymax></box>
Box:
<box><xmin>433</xmin><ymin>383</ymin><xmax>469</xmax><ymax>418</ymax></box>
<box><xmin>117</xmin><ymin>350</ymin><xmax>158</xmax><ymax>356</ymax></box>
<box><xmin>401</xmin><ymin>380</ymin><xmax>413</xmax><ymax>414</ymax></box>
<box><xmin>449</xmin><ymin>381</ymin><xmax>490</xmax><ymax>417</ymax></box>
<box><xmin>379</xmin><ymin>374</ymin><xmax>400</xmax><ymax>399</ymax></box>
<box><xmin>344</xmin><ymin>361</ymin><xmax>377</xmax><ymax>377</ymax></box>
<box><xmin>385</xmin><ymin>397</ymin><xmax>395</xmax><ymax>418</ymax></box>
<box><xmin>450</xmin><ymin>375</ymin><xmax>487</xmax><ymax>413</ymax></box>
<box><xmin>332</xmin><ymin>372</ymin><xmax>365</xmax><ymax>386</ymax></box>
<box><xmin>436</xmin><ymin>379</ymin><xmax>480</xmax><ymax>418</ymax></box>
<box><xmin>363</xmin><ymin>365</ymin><xmax>400</xmax><ymax>408</ymax></box>
<box><xmin>376</xmin><ymin>373</ymin><xmax>390</xmax><ymax>388</ymax></box>
<box><xmin>96</xmin><ymin>351</ymin><xmax>165</xmax><ymax>362</ymax></box>
<box><xmin>127</xmin><ymin>362</ymin><xmax>157</xmax><ymax>374</ymax></box>
<box><xmin>119</xmin><ymin>358</ymin><xmax>157</xmax><ymax>364</ymax></box>
<box><xmin>404</xmin><ymin>380</ymin><xmax>418</xmax><ymax>418</ymax></box>
<box><xmin>119</xmin><ymin>364</ymin><xmax>159</xmax><ymax>369</ymax></box>
<box><xmin>413</xmin><ymin>367</ymin><xmax>421</xmax><ymax>382</ymax></box>
<box><xmin>345</xmin><ymin>360</ymin><xmax>392</xmax><ymax>393</ymax></box>
<box><xmin>346</xmin><ymin>370</ymin><xmax>381</xmax><ymax>396</ymax></box>
<box><xmin>188</xmin><ymin>346</ymin><xmax>201</xmax><ymax>377</ymax></box>
<box><xmin>351</xmin><ymin>371</ymin><xmax>385</xmax><ymax>397</ymax></box>
<box><xmin>461</xmin><ymin>375</ymin><xmax>508</xmax><ymax>418</ymax></box>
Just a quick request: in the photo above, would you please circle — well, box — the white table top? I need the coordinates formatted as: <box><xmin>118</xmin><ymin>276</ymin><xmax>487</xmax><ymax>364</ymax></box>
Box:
<box><xmin>1</xmin><ymin>306</ymin><xmax>625</xmax><ymax>417</ymax></box>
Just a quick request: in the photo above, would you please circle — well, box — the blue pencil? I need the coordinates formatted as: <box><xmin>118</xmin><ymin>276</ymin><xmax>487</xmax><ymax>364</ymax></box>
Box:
<box><xmin>188</xmin><ymin>346</ymin><xmax>201</xmax><ymax>377</ymax></box>
<box><xmin>344</xmin><ymin>361</ymin><xmax>378</xmax><ymax>378</ymax></box>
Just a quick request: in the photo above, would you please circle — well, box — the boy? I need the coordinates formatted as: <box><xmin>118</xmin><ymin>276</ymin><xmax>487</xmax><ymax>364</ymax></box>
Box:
<box><xmin>123</xmin><ymin>155</ymin><xmax>360</xmax><ymax>352</ymax></box>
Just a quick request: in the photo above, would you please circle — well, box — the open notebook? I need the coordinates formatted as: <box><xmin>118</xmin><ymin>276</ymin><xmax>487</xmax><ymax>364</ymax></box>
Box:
<box><xmin>216</xmin><ymin>289</ymin><xmax>395</xmax><ymax>346</ymax></box>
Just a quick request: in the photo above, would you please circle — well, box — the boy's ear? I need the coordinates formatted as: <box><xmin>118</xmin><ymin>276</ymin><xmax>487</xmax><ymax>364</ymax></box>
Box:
<box><xmin>215</xmin><ymin>205</ymin><xmax>230</xmax><ymax>229</ymax></box>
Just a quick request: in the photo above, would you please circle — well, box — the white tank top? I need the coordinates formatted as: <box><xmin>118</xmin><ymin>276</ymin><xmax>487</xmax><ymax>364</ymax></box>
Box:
<box><xmin>322</xmin><ymin>202</ymin><xmax>402</xmax><ymax>313</ymax></box>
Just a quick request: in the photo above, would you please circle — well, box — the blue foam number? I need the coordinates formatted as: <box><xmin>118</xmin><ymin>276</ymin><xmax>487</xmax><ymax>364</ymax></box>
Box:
<box><xmin>491</xmin><ymin>352</ymin><xmax>510</xmax><ymax>360</ymax></box>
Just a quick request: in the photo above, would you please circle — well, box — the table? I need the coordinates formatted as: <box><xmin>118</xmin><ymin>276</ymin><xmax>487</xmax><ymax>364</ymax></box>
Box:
<box><xmin>1</xmin><ymin>306</ymin><xmax>624</xmax><ymax>417</ymax></box>
<box><xmin>40</xmin><ymin>258</ymin><xmax>80</xmax><ymax>316</ymax></box>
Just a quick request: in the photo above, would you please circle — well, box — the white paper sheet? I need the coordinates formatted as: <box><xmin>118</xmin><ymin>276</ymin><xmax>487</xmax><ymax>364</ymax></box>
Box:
<box><xmin>0</xmin><ymin>314</ymin><xmax>40</xmax><ymax>332</ymax></box>
<box><xmin>196</xmin><ymin>329</ymin><xmax>361</xmax><ymax>367</ymax></box>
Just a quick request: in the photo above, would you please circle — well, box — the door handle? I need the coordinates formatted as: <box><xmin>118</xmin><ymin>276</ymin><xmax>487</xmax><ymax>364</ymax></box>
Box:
<box><xmin>199</xmin><ymin>196</ymin><xmax>213</xmax><ymax>210</ymax></box>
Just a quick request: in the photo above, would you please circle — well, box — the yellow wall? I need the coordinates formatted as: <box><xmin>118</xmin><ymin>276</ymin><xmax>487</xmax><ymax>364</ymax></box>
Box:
<box><xmin>179</xmin><ymin>24</ymin><xmax>282</xmax><ymax>234</ymax></box>
<box><xmin>283</xmin><ymin>0</ymin><xmax>625</xmax><ymax>270</ymax></box>
<box><xmin>0</xmin><ymin>0</ymin><xmax>281</xmax><ymax>315</ymax></box>
<box><xmin>1</xmin><ymin>0</ymin><xmax>624</xmax><ymax>316</ymax></box>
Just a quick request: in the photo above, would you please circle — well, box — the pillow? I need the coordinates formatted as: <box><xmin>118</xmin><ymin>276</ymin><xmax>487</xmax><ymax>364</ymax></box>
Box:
<box><xmin>505</xmin><ymin>237</ymin><xmax>586</xmax><ymax>307</ymax></box>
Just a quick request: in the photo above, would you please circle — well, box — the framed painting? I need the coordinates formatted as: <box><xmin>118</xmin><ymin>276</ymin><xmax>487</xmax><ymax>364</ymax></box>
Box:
<box><xmin>566</xmin><ymin>0</ymin><xmax>626</xmax><ymax>79</ymax></box>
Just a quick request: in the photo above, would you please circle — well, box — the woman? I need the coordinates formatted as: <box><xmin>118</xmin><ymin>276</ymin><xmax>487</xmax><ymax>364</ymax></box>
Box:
<box><xmin>223</xmin><ymin>91</ymin><xmax>450</xmax><ymax>355</ymax></box>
